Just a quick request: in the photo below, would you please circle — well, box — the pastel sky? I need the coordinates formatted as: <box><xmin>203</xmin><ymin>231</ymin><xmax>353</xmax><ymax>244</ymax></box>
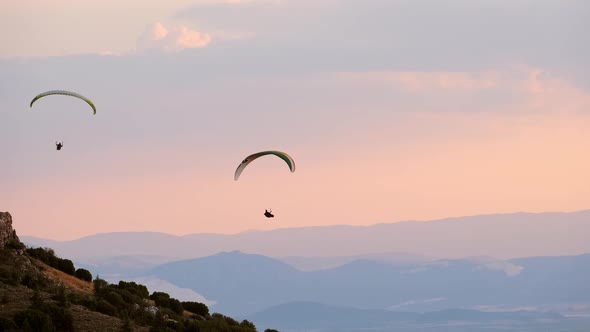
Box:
<box><xmin>1</xmin><ymin>0</ymin><xmax>589</xmax><ymax>240</ymax></box>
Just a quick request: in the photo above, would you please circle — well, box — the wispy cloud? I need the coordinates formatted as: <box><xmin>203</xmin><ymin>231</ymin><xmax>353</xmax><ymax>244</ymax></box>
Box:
<box><xmin>334</xmin><ymin>66</ymin><xmax>590</xmax><ymax>114</ymax></box>
<box><xmin>136</xmin><ymin>22</ymin><xmax>211</xmax><ymax>53</ymax></box>
<box><xmin>176</xmin><ymin>0</ymin><xmax>588</xmax><ymax>71</ymax></box>
<box><xmin>337</xmin><ymin>71</ymin><xmax>500</xmax><ymax>92</ymax></box>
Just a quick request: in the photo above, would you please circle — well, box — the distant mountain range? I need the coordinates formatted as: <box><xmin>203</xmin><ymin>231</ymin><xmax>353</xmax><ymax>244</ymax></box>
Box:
<box><xmin>143</xmin><ymin>251</ymin><xmax>590</xmax><ymax>316</ymax></box>
<box><xmin>19</xmin><ymin>210</ymin><xmax>590</xmax><ymax>331</ymax></box>
<box><xmin>21</xmin><ymin>210</ymin><xmax>590</xmax><ymax>265</ymax></box>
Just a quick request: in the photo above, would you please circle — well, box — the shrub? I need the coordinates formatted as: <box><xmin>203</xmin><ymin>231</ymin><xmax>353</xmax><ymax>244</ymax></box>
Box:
<box><xmin>31</xmin><ymin>302</ymin><xmax>74</xmax><ymax>332</ymax></box>
<box><xmin>30</xmin><ymin>289</ymin><xmax>43</xmax><ymax>306</ymax></box>
<box><xmin>105</xmin><ymin>290</ymin><xmax>126</xmax><ymax>309</ymax></box>
<box><xmin>149</xmin><ymin>292</ymin><xmax>171</xmax><ymax>307</ymax></box>
<box><xmin>240</xmin><ymin>320</ymin><xmax>256</xmax><ymax>329</ymax></box>
<box><xmin>93</xmin><ymin>276</ymin><xmax>109</xmax><ymax>295</ymax></box>
<box><xmin>122</xmin><ymin>318</ymin><xmax>134</xmax><ymax>332</ymax></box>
<box><xmin>26</xmin><ymin>247</ymin><xmax>55</xmax><ymax>265</ymax></box>
<box><xmin>96</xmin><ymin>299</ymin><xmax>118</xmax><ymax>316</ymax></box>
<box><xmin>14</xmin><ymin>309</ymin><xmax>55</xmax><ymax>332</ymax></box>
<box><xmin>68</xmin><ymin>292</ymin><xmax>97</xmax><ymax>310</ymax></box>
<box><xmin>21</xmin><ymin>272</ymin><xmax>47</xmax><ymax>290</ymax></box>
<box><xmin>57</xmin><ymin>259</ymin><xmax>75</xmax><ymax>276</ymax></box>
<box><xmin>182</xmin><ymin>301</ymin><xmax>209</xmax><ymax>316</ymax></box>
<box><xmin>118</xmin><ymin>281</ymin><xmax>149</xmax><ymax>298</ymax></box>
<box><xmin>75</xmin><ymin>268</ymin><xmax>92</xmax><ymax>282</ymax></box>
<box><xmin>0</xmin><ymin>317</ymin><xmax>18</xmax><ymax>331</ymax></box>
<box><xmin>6</xmin><ymin>238</ymin><xmax>25</xmax><ymax>250</ymax></box>
<box><xmin>0</xmin><ymin>265</ymin><xmax>19</xmax><ymax>286</ymax></box>
<box><xmin>53</xmin><ymin>284</ymin><xmax>68</xmax><ymax>307</ymax></box>
<box><xmin>168</xmin><ymin>298</ymin><xmax>184</xmax><ymax>315</ymax></box>
<box><xmin>26</xmin><ymin>247</ymin><xmax>76</xmax><ymax>276</ymax></box>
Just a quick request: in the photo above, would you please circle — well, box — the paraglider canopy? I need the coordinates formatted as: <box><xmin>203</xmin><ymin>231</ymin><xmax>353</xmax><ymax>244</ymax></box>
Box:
<box><xmin>30</xmin><ymin>90</ymin><xmax>96</xmax><ymax>115</ymax></box>
<box><xmin>235</xmin><ymin>150</ymin><xmax>295</xmax><ymax>219</ymax></box>
<box><xmin>234</xmin><ymin>150</ymin><xmax>295</xmax><ymax>181</ymax></box>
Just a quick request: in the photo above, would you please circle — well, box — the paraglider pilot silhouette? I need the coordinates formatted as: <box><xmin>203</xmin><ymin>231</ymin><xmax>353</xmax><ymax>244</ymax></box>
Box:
<box><xmin>264</xmin><ymin>209</ymin><xmax>274</xmax><ymax>218</ymax></box>
<box><xmin>29</xmin><ymin>90</ymin><xmax>96</xmax><ymax>152</ymax></box>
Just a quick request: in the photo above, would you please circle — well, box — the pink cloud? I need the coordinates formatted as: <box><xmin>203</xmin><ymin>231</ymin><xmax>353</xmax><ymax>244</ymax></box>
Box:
<box><xmin>337</xmin><ymin>71</ymin><xmax>500</xmax><ymax>92</ymax></box>
<box><xmin>335</xmin><ymin>66</ymin><xmax>590</xmax><ymax>115</ymax></box>
<box><xmin>137</xmin><ymin>22</ymin><xmax>211</xmax><ymax>53</ymax></box>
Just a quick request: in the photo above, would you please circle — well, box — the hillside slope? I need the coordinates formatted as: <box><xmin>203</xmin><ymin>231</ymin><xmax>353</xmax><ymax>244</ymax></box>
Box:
<box><xmin>0</xmin><ymin>211</ymin><xmax>272</xmax><ymax>332</ymax></box>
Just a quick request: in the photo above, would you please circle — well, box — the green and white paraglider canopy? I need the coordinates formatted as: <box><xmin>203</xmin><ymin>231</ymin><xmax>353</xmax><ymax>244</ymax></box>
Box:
<box><xmin>234</xmin><ymin>150</ymin><xmax>296</xmax><ymax>181</ymax></box>
<box><xmin>30</xmin><ymin>90</ymin><xmax>96</xmax><ymax>115</ymax></box>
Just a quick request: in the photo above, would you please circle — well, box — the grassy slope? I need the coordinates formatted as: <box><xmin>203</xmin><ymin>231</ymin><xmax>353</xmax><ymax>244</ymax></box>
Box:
<box><xmin>0</xmin><ymin>251</ymin><xmax>134</xmax><ymax>331</ymax></box>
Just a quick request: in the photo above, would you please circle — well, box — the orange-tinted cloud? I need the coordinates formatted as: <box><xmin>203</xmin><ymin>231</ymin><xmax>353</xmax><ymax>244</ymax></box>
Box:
<box><xmin>336</xmin><ymin>66</ymin><xmax>590</xmax><ymax>114</ymax></box>
<box><xmin>137</xmin><ymin>22</ymin><xmax>211</xmax><ymax>53</ymax></box>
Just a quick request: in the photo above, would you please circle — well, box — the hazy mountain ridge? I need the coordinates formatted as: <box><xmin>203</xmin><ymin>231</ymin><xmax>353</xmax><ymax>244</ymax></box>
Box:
<box><xmin>18</xmin><ymin>210</ymin><xmax>590</xmax><ymax>331</ymax></box>
<box><xmin>279</xmin><ymin>252</ymin><xmax>434</xmax><ymax>271</ymax></box>
<box><xmin>21</xmin><ymin>210</ymin><xmax>590</xmax><ymax>263</ymax></box>
<box><xmin>140</xmin><ymin>251</ymin><xmax>590</xmax><ymax>318</ymax></box>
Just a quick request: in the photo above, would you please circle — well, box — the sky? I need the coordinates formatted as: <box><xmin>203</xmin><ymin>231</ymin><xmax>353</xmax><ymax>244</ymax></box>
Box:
<box><xmin>1</xmin><ymin>0</ymin><xmax>589</xmax><ymax>240</ymax></box>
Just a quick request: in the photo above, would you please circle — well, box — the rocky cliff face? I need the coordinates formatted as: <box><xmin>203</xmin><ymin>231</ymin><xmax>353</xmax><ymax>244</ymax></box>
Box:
<box><xmin>0</xmin><ymin>212</ymin><xmax>20</xmax><ymax>249</ymax></box>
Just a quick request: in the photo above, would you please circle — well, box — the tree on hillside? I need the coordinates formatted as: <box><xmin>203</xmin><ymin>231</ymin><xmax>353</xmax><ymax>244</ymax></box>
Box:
<box><xmin>75</xmin><ymin>268</ymin><xmax>92</xmax><ymax>282</ymax></box>
<box><xmin>182</xmin><ymin>301</ymin><xmax>209</xmax><ymax>317</ymax></box>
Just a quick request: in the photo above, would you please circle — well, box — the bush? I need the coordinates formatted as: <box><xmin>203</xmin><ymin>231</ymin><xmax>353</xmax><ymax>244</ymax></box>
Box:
<box><xmin>14</xmin><ymin>309</ymin><xmax>56</xmax><ymax>332</ymax></box>
<box><xmin>68</xmin><ymin>292</ymin><xmax>97</xmax><ymax>310</ymax></box>
<box><xmin>168</xmin><ymin>298</ymin><xmax>184</xmax><ymax>315</ymax></box>
<box><xmin>21</xmin><ymin>272</ymin><xmax>47</xmax><ymax>290</ymax></box>
<box><xmin>5</xmin><ymin>238</ymin><xmax>25</xmax><ymax>250</ymax></box>
<box><xmin>96</xmin><ymin>299</ymin><xmax>118</xmax><ymax>316</ymax></box>
<box><xmin>215</xmin><ymin>313</ymin><xmax>239</xmax><ymax>326</ymax></box>
<box><xmin>240</xmin><ymin>320</ymin><xmax>256</xmax><ymax>329</ymax></box>
<box><xmin>149</xmin><ymin>292</ymin><xmax>185</xmax><ymax>315</ymax></box>
<box><xmin>93</xmin><ymin>277</ymin><xmax>109</xmax><ymax>295</ymax></box>
<box><xmin>116</xmin><ymin>288</ymin><xmax>142</xmax><ymax>306</ymax></box>
<box><xmin>57</xmin><ymin>259</ymin><xmax>75</xmax><ymax>276</ymax></box>
<box><xmin>31</xmin><ymin>302</ymin><xmax>74</xmax><ymax>332</ymax></box>
<box><xmin>53</xmin><ymin>285</ymin><xmax>68</xmax><ymax>307</ymax></box>
<box><xmin>75</xmin><ymin>268</ymin><xmax>92</xmax><ymax>282</ymax></box>
<box><xmin>122</xmin><ymin>318</ymin><xmax>134</xmax><ymax>332</ymax></box>
<box><xmin>0</xmin><ymin>265</ymin><xmax>19</xmax><ymax>286</ymax></box>
<box><xmin>26</xmin><ymin>247</ymin><xmax>55</xmax><ymax>265</ymax></box>
<box><xmin>30</xmin><ymin>290</ymin><xmax>43</xmax><ymax>306</ymax></box>
<box><xmin>26</xmin><ymin>247</ymin><xmax>76</xmax><ymax>276</ymax></box>
<box><xmin>105</xmin><ymin>290</ymin><xmax>126</xmax><ymax>309</ymax></box>
<box><xmin>149</xmin><ymin>292</ymin><xmax>171</xmax><ymax>307</ymax></box>
<box><xmin>182</xmin><ymin>301</ymin><xmax>209</xmax><ymax>316</ymax></box>
<box><xmin>0</xmin><ymin>317</ymin><xmax>18</xmax><ymax>331</ymax></box>
<box><xmin>118</xmin><ymin>281</ymin><xmax>149</xmax><ymax>298</ymax></box>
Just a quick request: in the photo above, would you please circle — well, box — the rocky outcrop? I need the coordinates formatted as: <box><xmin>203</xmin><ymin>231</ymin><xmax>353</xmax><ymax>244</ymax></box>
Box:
<box><xmin>0</xmin><ymin>212</ymin><xmax>20</xmax><ymax>249</ymax></box>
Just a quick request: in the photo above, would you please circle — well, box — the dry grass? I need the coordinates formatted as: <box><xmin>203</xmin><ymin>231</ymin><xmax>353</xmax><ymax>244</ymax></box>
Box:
<box><xmin>69</xmin><ymin>304</ymin><xmax>125</xmax><ymax>332</ymax></box>
<box><xmin>0</xmin><ymin>249</ymin><xmax>161</xmax><ymax>331</ymax></box>
<box><xmin>32</xmin><ymin>259</ymin><xmax>94</xmax><ymax>294</ymax></box>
